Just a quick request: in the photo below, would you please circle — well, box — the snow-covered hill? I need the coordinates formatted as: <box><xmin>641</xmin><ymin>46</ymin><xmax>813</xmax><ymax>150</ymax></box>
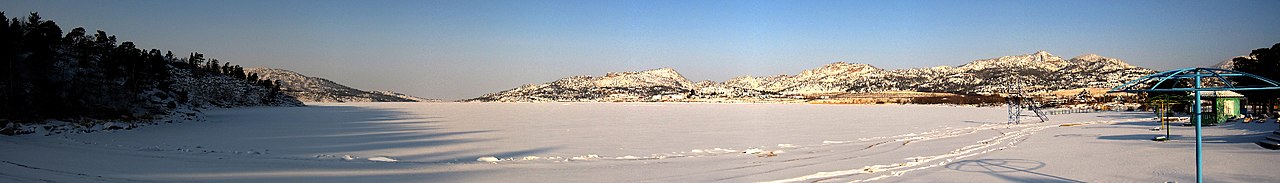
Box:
<box><xmin>468</xmin><ymin>51</ymin><xmax>1157</xmax><ymax>102</ymax></box>
<box><xmin>465</xmin><ymin>68</ymin><xmax>696</xmax><ymax>102</ymax></box>
<box><xmin>1</xmin><ymin>63</ymin><xmax>303</xmax><ymax>136</ymax></box>
<box><xmin>174</xmin><ymin>67</ymin><xmax>303</xmax><ymax>108</ymax></box>
<box><xmin>1213</xmin><ymin>55</ymin><xmax>1253</xmax><ymax>69</ymax></box>
<box><xmin>245</xmin><ymin>68</ymin><xmax>434</xmax><ymax>103</ymax></box>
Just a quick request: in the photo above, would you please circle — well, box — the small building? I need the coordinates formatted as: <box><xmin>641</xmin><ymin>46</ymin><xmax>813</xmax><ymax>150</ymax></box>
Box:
<box><xmin>1191</xmin><ymin>91</ymin><xmax>1244</xmax><ymax>124</ymax></box>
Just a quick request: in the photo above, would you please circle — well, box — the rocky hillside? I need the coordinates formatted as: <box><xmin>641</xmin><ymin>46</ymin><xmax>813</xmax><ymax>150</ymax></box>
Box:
<box><xmin>245</xmin><ymin>68</ymin><xmax>433</xmax><ymax>103</ymax></box>
<box><xmin>886</xmin><ymin>51</ymin><xmax>1154</xmax><ymax>94</ymax></box>
<box><xmin>175</xmin><ymin>67</ymin><xmax>303</xmax><ymax>108</ymax></box>
<box><xmin>468</xmin><ymin>51</ymin><xmax>1157</xmax><ymax>102</ymax></box>
<box><xmin>467</xmin><ymin>68</ymin><xmax>695</xmax><ymax>102</ymax></box>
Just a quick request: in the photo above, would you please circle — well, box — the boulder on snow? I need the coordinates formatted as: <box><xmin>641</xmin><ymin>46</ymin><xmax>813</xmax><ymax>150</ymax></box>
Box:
<box><xmin>477</xmin><ymin>156</ymin><xmax>501</xmax><ymax>163</ymax></box>
<box><xmin>368</xmin><ymin>156</ymin><xmax>398</xmax><ymax>162</ymax></box>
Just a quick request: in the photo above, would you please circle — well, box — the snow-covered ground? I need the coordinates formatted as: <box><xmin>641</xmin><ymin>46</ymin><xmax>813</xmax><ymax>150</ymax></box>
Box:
<box><xmin>1</xmin><ymin>103</ymin><xmax>1278</xmax><ymax>182</ymax></box>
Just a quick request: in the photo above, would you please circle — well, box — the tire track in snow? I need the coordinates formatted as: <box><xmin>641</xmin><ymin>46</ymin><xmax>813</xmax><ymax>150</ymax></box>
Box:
<box><xmin>654</xmin><ymin>121</ymin><xmax>1077</xmax><ymax>181</ymax></box>
<box><xmin>1</xmin><ymin>160</ymin><xmax>152</xmax><ymax>183</ymax></box>
<box><xmin>703</xmin><ymin>122</ymin><xmax>1055</xmax><ymax>181</ymax></box>
<box><xmin>0</xmin><ymin>171</ymin><xmax>55</xmax><ymax>183</ymax></box>
<box><xmin>482</xmin><ymin>122</ymin><xmax>1048</xmax><ymax>164</ymax></box>
<box><xmin>759</xmin><ymin>118</ymin><xmax>1146</xmax><ymax>183</ymax></box>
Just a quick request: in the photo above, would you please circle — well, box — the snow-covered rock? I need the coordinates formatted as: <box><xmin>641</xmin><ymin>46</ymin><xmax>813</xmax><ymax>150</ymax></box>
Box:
<box><xmin>477</xmin><ymin>156</ymin><xmax>501</xmax><ymax>162</ymax></box>
<box><xmin>367</xmin><ymin>156</ymin><xmax>398</xmax><ymax>162</ymax></box>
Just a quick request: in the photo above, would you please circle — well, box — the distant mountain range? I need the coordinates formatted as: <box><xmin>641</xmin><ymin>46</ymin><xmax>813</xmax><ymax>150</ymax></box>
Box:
<box><xmin>245</xmin><ymin>68</ymin><xmax>436</xmax><ymax>103</ymax></box>
<box><xmin>467</xmin><ymin>51</ymin><xmax>1157</xmax><ymax>102</ymax></box>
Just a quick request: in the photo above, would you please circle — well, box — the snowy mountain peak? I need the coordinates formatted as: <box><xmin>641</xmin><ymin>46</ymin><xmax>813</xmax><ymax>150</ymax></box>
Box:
<box><xmin>1065</xmin><ymin>54</ymin><xmax>1135</xmax><ymax>69</ymax></box>
<box><xmin>598</xmin><ymin>67</ymin><xmax>694</xmax><ymax>89</ymax></box>
<box><xmin>605</xmin><ymin>67</ymin><xmax>679</xmax><ymax>77</ymax></box>
<box><xmin>649</xmin><ymin>67</ymin><xmax>677</xmax><ymax>72</ymax></box>
<box><xmin>1071</xmin><ymin>54</ymin><xmax>1105</xmax><ymax>62</ymax></box>
<box><xmin>818</xmin><ymin>62</ymin><xmax>878</xmax><ymax>70</ymax></box>
<box><xmin>1032</xmin><ymin>50</ymin><xmax>1056</xmax><ymax>59</ymax></box>
<box><xmin>797</xmin><ymin>62</ymin><xmax>883</xmax><ymax>78</ymax></box>
<box><xmin>958</xmin><ymin>51</ymin><xmax>1066</xmax><ymax>70</ymax></box>
<box><xmin>466</xmin><ymin>67</ymin><xmax>700</xmax><ymax>102</ymax></box>
<box><xmin>640</xmin><ymin>67</ymin><xmax>684</xmax><ymax>78</ymax></box>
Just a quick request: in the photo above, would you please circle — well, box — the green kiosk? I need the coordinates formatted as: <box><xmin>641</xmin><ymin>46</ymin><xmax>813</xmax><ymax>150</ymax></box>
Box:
<box><xmin>1192</xmin><ymin>91</ymin><xmax>1244</xmax><ymax>125</ymax></box>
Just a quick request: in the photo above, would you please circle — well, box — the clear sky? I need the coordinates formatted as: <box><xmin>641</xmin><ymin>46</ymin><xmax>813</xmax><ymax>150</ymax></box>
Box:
<box><xmin>3</xmin><ymin>0</ymin><xmax>1279</xmax><ymax>99</ymax></box>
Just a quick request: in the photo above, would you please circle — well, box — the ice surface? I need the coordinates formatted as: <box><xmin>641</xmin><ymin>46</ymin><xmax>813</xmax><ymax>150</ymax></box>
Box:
<box><xmin>1</xmin><ymin>102</ymin><xmax>1278</xmax><ymax>182</ymax></box>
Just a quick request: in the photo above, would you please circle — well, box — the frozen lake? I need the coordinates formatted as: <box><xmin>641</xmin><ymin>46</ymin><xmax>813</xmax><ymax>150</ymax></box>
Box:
<box><xmin>2</xmin><ymin>103</ymin><xmax>1278</xmax><ymax>182</ymax></box>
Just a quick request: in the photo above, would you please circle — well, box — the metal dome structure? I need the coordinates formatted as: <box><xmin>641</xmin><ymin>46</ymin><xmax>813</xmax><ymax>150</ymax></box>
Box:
<box><xmin>1111</xmin><ymin>67</ymin><xmax>1280</xmax><ymax>93</ymax></box>
<box><xmin>1109</xmin><ymin>67</ymin><xmax>1280</xmax><ymax>183</ymax></box>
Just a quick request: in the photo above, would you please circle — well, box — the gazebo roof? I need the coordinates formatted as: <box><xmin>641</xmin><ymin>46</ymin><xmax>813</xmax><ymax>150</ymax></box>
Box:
<box><xmin>1109</xmin><ymin>67</ymin><xmax>1280</xmax><ymax>93</ymax></box>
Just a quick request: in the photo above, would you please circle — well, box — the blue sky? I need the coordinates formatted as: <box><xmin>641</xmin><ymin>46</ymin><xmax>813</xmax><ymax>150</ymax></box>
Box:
<box><xmin>3</xmin><ymin>0</ymin><xmax>1279</xmax><ymax>99</ymax></box>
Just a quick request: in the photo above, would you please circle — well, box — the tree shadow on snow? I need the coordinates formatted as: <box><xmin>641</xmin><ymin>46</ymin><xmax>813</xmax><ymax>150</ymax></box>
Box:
<box><xmin>1090</xmin><ymin>112</ymin><xmax>1155</xmax><ymax>120</ymax></box>
<box><xmin>1093</xmin><ymin>116</ymin><xmax>1276</xmax><ymax>145</ymax></box>
<box><xmin>213</xmin><ymin>105</ymin><xmax>559</xmax><ymax>163</ymax></box>
<box><xmin>133</xmin><ymin>105</ymin><xmax>563</xmax><ymax>182</ymax></box>
<box><xmin>1096</xmin><ymin>134</ymin><xmax>1185</xmax><ymax>141</ymax></box>
<box><xmin>945</xmin><ymin>159</ymin><xmax>1085</xmax><ymax>183</ymax></box>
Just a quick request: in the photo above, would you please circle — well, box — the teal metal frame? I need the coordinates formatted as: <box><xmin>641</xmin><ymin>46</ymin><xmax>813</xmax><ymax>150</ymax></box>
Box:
<box><xmin>1109</xmin><ymin>68</ymin><xmax>1280</xmax><ymax>183</ymax></box>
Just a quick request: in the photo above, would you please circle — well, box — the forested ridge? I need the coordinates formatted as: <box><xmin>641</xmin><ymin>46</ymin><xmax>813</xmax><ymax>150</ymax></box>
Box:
<box><xmin>1</xmin><ymin>12</ymin><xmax>299</xmax><ymax>125</ymax></box>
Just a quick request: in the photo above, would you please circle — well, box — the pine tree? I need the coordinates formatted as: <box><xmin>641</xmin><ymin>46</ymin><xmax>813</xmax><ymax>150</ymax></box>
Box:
<box><xmin>1231</xmin><ymin>42</ymin><xmax>1280</xmax><ymax>114</ymax></box>
<box><xmin>232</xmin><ymin>65</ymin><xmax>245</xmax><ymax>79</ymax></box>
<box><xmin>188</xmin><ymin>52</ymin><xmax>204</xmax><ymax>68</ymax></box>
<box><xmin>207</xmin><ymin>58</ymin><xmax>220</xmax><ymax>74</ymax></box>
<box><xmin>1</xmin><ymin>11</ymin><xmax>14</xmax><ymax>120</ymax></box>
<box><xmin>221</xmin><ymin>62</ymin><xmax>231</xmax><ymax>75</ymax></box>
